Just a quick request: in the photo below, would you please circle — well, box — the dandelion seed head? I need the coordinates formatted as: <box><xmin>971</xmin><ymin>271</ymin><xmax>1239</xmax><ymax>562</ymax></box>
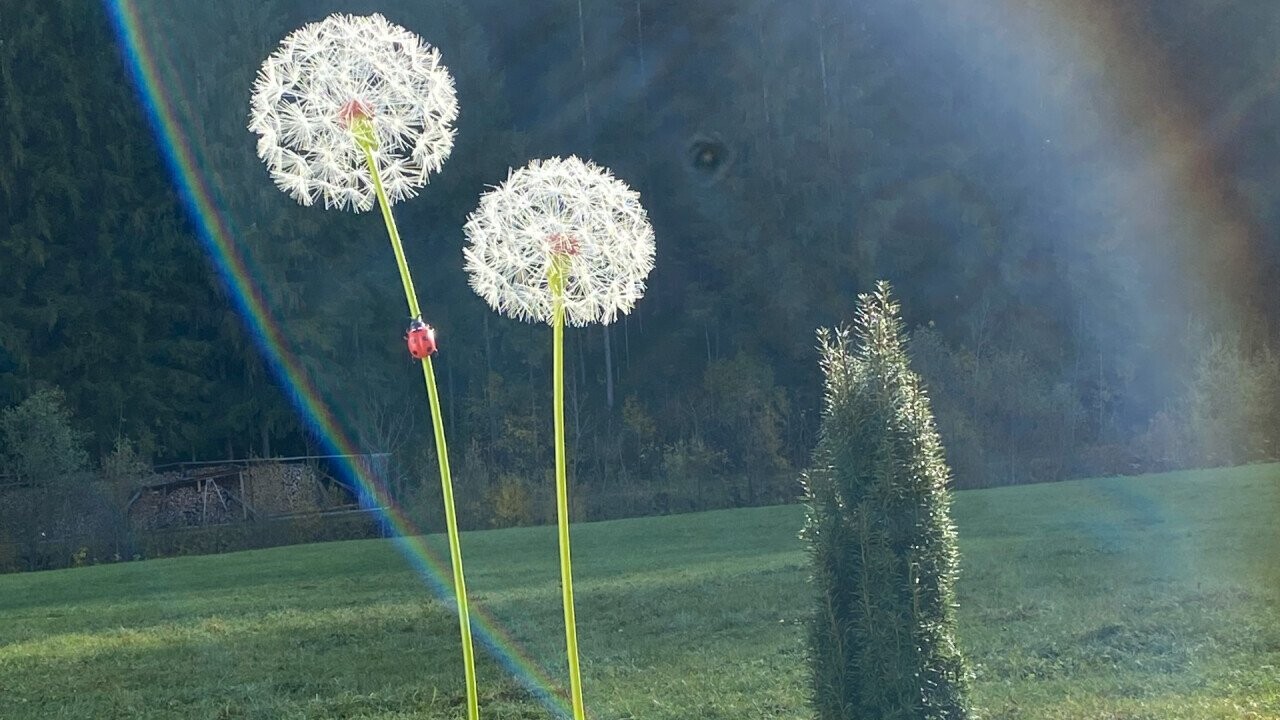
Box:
<box><xmin>464</xmin><ymin>156</ymin><xmax>656</xmax><ymax>327</ymax></box>
<box><xmin>248</xmin><ymin>13</ymin><xmax>457</xmax><ymax>212</ymax></box>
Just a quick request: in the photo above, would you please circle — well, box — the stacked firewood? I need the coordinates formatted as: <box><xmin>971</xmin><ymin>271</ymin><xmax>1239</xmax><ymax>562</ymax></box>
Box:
<box><xmin>129</xmin><ymin>469</ymin><xmax>241</xmax><ymax>529</ymax></box>
<box><xmin>126</xmin><ymin>462</ymin><xmax>323</xmax><ymax>529</ymax></box>
<box><xmin>245</xmin><ymin>462</ymin><xmax>321</xmax><ymax>516</ymax></box>
<box><xmin>130</xmin><ymin>488</ymin><xmax>198</xmax><ymax>530</ymax></box>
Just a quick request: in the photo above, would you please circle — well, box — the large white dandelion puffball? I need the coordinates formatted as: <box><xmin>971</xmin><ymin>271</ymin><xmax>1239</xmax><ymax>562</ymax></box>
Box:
<box><xmin>463</xmin><ymin>156</ymin><xmax>656</xmax><ymax>327</ymax></box>
<box><xmin>248</xmin><ymin>13</ymin><xmax>458</xmax><ymax>212</ymax></box>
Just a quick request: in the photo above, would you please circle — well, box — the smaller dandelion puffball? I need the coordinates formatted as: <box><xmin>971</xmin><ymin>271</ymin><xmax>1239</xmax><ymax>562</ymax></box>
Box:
<box><xmin>464</xmin><ymin>157</ymin><xmax>656</xmax><ymax>327</ymax></box>
<box><xmin>248</xmin><ymin>13</ymin><xmax>458</xmax><ymax>212</ymax></box>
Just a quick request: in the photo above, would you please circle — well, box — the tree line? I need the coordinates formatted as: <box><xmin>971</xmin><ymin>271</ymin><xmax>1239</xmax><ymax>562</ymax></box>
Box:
<box><xmin>3</xmin><ymin>0</ymin><xmax>1279</xmax><ymax>532</ymax></box>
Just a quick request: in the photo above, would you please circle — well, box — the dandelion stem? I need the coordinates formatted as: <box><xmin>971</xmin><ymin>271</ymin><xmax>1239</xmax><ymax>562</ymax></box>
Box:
<box><xmin>360</xmin><ymin>137</ymin><xmax>480</xmax><ymax>720</ymax></box>
<box><xmin>550</xmin><ymin>256</ymin><xmax>587</xmax><ymax>720</ymax></box>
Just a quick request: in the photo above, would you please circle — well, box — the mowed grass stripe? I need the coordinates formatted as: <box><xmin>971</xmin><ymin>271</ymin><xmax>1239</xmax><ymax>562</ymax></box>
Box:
<box><xmin>1</xmin><ymin>465</ymin><xmax>1277</xmax><ymax>719</ymax></box>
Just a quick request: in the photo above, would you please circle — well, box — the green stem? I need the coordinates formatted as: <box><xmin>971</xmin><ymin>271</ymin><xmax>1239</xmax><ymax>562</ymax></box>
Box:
<box><xmin>359</xmin><ymin>133</ymin><xmax>479</xmax><ymax>720</ymax></box>
<box><xmin>550</xmin><ymin>258</ymin><xmax>586</xmax><ymax>720</ymax></box>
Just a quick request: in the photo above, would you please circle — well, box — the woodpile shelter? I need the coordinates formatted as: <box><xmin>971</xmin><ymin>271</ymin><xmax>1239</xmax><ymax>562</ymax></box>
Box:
<box><xmin>127</xmin><ymin>454</ymin><xmax>388</xmax><ymax>530</ymax></box>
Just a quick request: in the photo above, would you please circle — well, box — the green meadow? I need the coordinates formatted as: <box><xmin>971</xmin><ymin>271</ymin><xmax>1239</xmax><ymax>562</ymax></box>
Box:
<box><xmin>1</xmin><ymin>465</ymin><xmax>1277</xmax><ymax>719</ymax></box>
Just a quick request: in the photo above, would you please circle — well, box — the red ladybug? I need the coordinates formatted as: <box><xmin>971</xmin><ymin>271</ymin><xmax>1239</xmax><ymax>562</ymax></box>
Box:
<box><xmin>405</xmin><ymin>318</ymin><xmax>438</xmax><ymax>359</ymax></box>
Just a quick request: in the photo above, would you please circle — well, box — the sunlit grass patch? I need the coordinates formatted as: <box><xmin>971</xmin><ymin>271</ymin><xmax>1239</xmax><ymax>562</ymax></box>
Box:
<box><xmin>1</xmin><ymin>465</ymin><xmax>1277</xmax><ymax>718</ymax></box>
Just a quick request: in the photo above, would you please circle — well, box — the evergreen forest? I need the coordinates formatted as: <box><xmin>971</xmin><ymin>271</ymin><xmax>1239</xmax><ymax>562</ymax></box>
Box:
<box><xmin>4</xmin><ymin>0</ymin><xmax>1280</xmax><ymax>524</ymax></box>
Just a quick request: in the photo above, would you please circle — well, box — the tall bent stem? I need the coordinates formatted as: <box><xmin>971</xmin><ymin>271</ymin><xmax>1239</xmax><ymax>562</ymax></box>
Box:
<box><xmin>359</xmin><ymin>138</ymin><xmax>480</xmax><ymax>720</ymax></box>
<box><xmin>550</xmin><ymin>258</ymin><xmax>586</xmax><ymax>720</ymax></box>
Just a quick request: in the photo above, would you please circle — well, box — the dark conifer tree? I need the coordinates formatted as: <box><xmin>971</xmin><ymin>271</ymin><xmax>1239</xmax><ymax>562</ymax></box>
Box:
<box><xmin>803</xmin><ymin>281</ymin><xmax>971</xmax><ymax>720</ymax></box>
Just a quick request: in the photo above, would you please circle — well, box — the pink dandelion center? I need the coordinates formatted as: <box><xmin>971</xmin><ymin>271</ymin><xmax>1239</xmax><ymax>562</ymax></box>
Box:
<box><xmin>548</xmin><ymin>232</ymin><xmax>581</xmax><ymax>256</ymax></box>
<box><xmin>338</xmin><ymin>99</ymin><xmax>375</xmax><ymax>127</ymax></box>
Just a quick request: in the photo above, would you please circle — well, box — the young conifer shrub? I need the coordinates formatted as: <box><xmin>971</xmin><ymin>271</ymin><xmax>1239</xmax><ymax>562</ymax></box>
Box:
<box><xmin>803</xmin><ymin>282</ymin><xmax>972</xmax><ymax>720</ymax></box>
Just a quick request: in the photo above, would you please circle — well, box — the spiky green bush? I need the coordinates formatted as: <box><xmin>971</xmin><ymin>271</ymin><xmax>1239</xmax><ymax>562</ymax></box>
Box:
<box><xmin>803</xmin><ymin>282</ymin><xmax>972</xmax><ymax>720</ymax></box>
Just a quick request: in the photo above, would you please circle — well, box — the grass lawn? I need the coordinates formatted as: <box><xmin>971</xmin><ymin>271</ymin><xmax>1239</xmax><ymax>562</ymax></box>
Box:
<box><xmin>1</xmin><ymin>465</ymin><xmax>1278</xmax><ymax>719</ymax></box>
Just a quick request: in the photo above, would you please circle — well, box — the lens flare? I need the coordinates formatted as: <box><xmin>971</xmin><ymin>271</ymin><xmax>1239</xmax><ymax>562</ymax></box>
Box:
<box><xmin>106</xmin><ymin>2</ymin><xmax>575</xmax><ymax>716</ymax></box>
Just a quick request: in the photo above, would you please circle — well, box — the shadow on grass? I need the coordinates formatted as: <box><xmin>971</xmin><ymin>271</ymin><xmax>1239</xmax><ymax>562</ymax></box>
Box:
<box><xmin>1</xmin><ymin>559</ymin><xmax>814</xmax><ymax>719</ymax></box>
<box><xmin>0</xmin><ymin>599</ymin><xmax>566</xmax><ymax>720</ymax></box>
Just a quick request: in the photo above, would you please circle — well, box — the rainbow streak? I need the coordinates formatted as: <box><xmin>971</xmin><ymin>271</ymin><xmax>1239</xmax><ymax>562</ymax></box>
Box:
<box><xmin>105</xmin><ymin>2</ymin><xmax>573</xmax><ymax>716</ymax></box>
<box><xmin>916</xmin><ymin>1</ymin><xmax>1268</xmax><ymax>577</ymax></box>
<box><xmin>914</xmin><ymin>0</ymin><xmax>1268</xmax><ymax>416</ymax></box>
<box><xmin>957</xmin><ymin>0</ymin><xmax>1267</xmax><ymax>333</ymax></box>
<box><xmin>1016</xmin><ymin>0</ymin><xmax>1268</xmax><ymax>581</ymax></box>
<box><xmin>1034</xmin><ymin>0</ymin><xmax>1266</xmax><ymax>325</ymax></box>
